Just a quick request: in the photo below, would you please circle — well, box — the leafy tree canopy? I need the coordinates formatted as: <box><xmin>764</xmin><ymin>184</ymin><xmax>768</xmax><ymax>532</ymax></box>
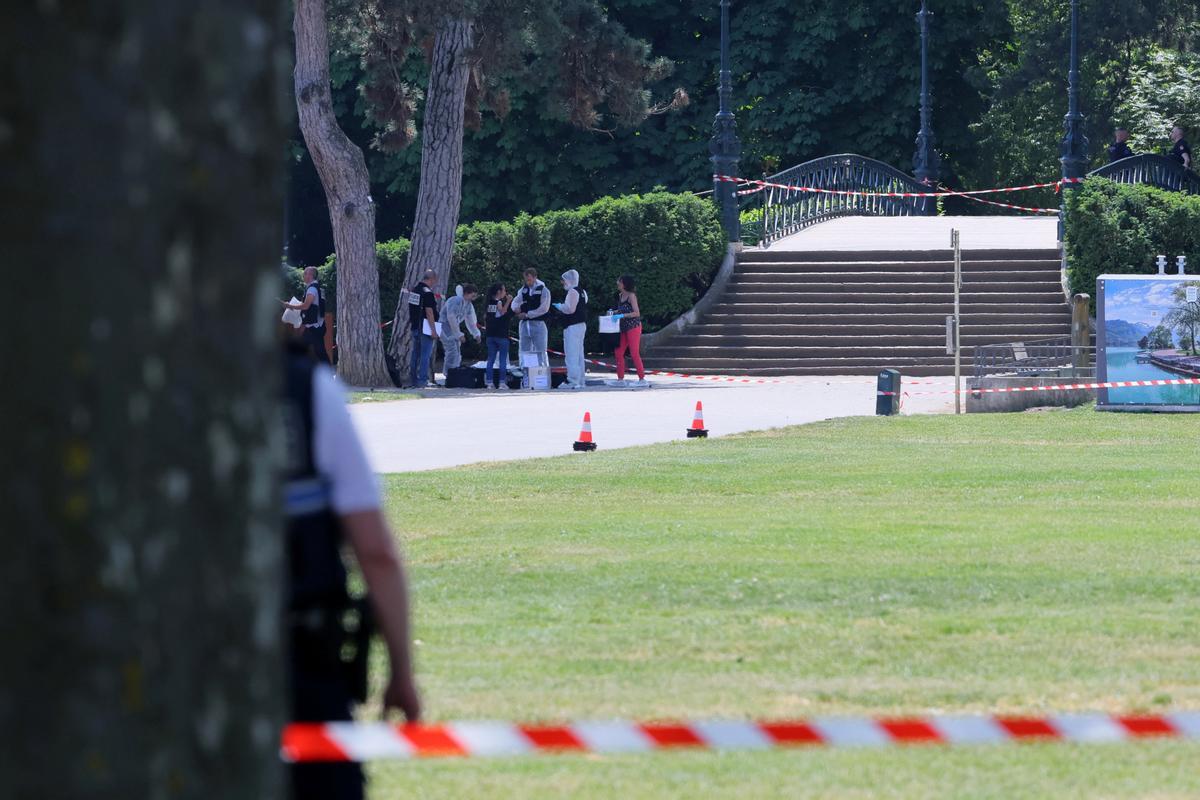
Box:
<box><xmin>285</xmin><ymin>0</ymin><xmax>1200</xmax><ymax>265</ymax></box>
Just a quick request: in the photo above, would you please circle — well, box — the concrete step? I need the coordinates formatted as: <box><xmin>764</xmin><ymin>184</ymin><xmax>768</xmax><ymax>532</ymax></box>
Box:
<box><xmin>705</xmin><ymin>303</ymin><xmax>1069</xmax><ymax>316</ymax></box>
<box><xmin>646</xmin><ymin>356</ymin><xmax>969</xmax><ymax>371</ymax></box>
<box><xmin>729</xmin><ymin>272</ymin><xmax>1062</xmax><ymax>286</ymax></box>
<box><xmin>694</xmin><ymin>312</ymin><xmax>1070</xmax><ymax>326</ymax></box>
<box><xmin>719</xmin><ymin>290</ymin><xmax>1067</xmax><ymax>304</ymax></box>
<box><xmin>734</xmin><ymin>260</ymin><xmax>1061</xmax><ymax>274</ymax></box>
<box><xmin>740</xmin><ymin>249</ymin><xmax>1059</xmax><ymax>263</ymax></box>
<box><xmin>668</xmin><ymin>333</ymin><xmax>1067</xmax><ymax>347</ymax></box>
<box><xmin>650</xmin><ymin>345</ymin><xmax>977</xmax><ymax>359</ymax></box>
<box><xmin>642</xmin><ymin>364</ymin><xmax>957</xmax><ymax>377</ymax></box>
<box><xmin>684</xmin><ymin>322</ymin><xmax>1071</xmax><ymax>335</ymax></box>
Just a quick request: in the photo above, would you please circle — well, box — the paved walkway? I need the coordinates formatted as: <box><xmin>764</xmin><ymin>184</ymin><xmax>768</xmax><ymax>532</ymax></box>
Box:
<box><xmin>350</xmin><ymin>377</ymin><xmax>955</xmax><ymax>472</ymax></box>
<box><xmin>758</xmin><ymin>215</ymin><xmax>1059</xmax><ymax>251</ymax></box>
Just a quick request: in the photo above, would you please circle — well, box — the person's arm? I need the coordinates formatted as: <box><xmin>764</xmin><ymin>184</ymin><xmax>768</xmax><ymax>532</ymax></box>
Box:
<box><xmin>1185</xmin><ymin>146</ymin><xmax>1193</xmax><ymax>170</ymax></box>
<box><xmin>511</xmin><ymin>291</ymin><xmax>525</xmax><ymax>318</ymax></box>
<box><xmin>560</xmin><ymin>288</ymin><xmax>579</xmax><ymax>315</ymax></box>
<box><xmin>281</xmin><ymin>288</ymin><xmax>317</xmax><ymax>310</ymax></box>
<box><xmin>311</xmin><ymin>367</ymin><xmax>420</xmax><ymax>720</ymax></box>
<box><xmin>627</xmin><ymin>293</ymin><xmax>641</xmax><ymax>319</ymax></box>
<box><xmin>341</xmin><ymin>510</ymin><xmax>421</xmax><ymax>721</ymax></box>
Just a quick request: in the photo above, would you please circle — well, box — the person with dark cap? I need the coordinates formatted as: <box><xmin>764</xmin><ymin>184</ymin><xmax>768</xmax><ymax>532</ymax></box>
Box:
<box><xmin>1108</xmin><ymin>128</ymin><xmax>1135</xmax><ymax>162</ymax></box>
<box><xmin>282</xmin><ymin>340</ymin><xmax>421</xmax><ymax>800</ymax></box>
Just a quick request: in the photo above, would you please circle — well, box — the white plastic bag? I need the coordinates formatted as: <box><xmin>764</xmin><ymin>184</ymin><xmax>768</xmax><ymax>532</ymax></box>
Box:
<box><xmin>598</xmin><ymin>315</ymin><xmax>621</xmax><ymax>334</ymax></box>
<box><xmin>281</xmin><ymin>298</ymin><xmax>303</xmax><ymax>328</ymax></box>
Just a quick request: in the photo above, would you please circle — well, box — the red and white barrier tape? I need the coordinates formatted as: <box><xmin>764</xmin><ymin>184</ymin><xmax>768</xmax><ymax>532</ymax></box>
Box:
<box><xmin>946</xmin><ymin>189</ymin><xmax>1060</xmax><ymax>215</ymax></box>
<box><xmin>511</xmin><ymin>337</ymin><xmax>962</xmax><ymax>387</ymax></box>
<box><xmin>282</xmin><ymin>711</ymin><xmax>1200</xmax><ymax>762</ymax></box>
<box><xmin>715</xmin><ymin>174</ymin><xmax>1081</xmax><ymax>199</ymax></box>
<box><xmin>881</xmin><ymin>377</ymin><xmax>1200</xmax><ymax>397</ymax></box>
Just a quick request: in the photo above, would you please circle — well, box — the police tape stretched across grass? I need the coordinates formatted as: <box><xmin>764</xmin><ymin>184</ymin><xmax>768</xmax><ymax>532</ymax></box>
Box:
<box><xmin>284</xmin><ymin>712</ymin><xmax>1200</xmax><ymax>761</ymax></box>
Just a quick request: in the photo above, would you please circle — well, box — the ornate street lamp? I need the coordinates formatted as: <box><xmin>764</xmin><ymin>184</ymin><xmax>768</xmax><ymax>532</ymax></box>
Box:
<box><xmin>1059</xmin><ymin>0</ymin><xmax>1088</xmax><ymax>200</ymax></box>
<box><xmin>912</xmin><ymin>0</ymin><xmax>940</xmax><ymax>196</ymax></box>
<box><xmin>709</xmin><ymin>0</ymin><xmax>741</xmax><ymax>243</ymax></box>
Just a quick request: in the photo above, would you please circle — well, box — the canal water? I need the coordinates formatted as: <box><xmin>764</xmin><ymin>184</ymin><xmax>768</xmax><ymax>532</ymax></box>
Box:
<box><xmin>1103</xmin><ymin>347</ymin><xmax>1200</xmax><ymax>406</ymax></box>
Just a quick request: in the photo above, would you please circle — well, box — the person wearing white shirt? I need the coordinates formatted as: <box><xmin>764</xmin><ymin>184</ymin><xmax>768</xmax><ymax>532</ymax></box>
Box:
<box><xmin>282</xmin><ymin>344</ymin><xmax>420</xmax><ymax>800</ymax></box>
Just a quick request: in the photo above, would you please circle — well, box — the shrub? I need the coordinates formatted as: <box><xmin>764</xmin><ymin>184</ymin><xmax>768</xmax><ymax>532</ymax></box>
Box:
<box><xmin>1065</xmin><ymin>179</ymin><xmax>1200</xmax><ymax>309</ymax></box>
<box><xmin>297</xmin><ymin>192</ymin><xmax>726</xmax><ymax>351</ymax></box>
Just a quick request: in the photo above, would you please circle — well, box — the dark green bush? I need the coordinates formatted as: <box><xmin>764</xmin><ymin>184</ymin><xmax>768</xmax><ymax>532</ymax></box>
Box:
<box><xmin>1065</xmin><ymin>179</ymin><xmax>1200</xmax><ymax>309</ymax></box>
<box><xmin>296</xmin><ymin>192</ymin><xmax>725</xmax><ymax>351</ymax></box>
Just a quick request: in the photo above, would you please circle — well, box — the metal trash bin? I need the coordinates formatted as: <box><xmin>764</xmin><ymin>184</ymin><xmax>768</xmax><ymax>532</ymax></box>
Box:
<box><xmin>876</xmin><ymin>369</ymin><xmax>901</xmax><ymax>416</ymax></box>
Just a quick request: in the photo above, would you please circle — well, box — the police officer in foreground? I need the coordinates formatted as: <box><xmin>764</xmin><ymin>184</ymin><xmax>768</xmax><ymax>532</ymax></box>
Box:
<box><xmin>281</xmin><ymin>267</ymin><xmax>330</xmax><ymax>364</ymax></box>
<box><xmin>283</xmin><ymin>339</ymin><xmax>421</xmax><ymax>800</ymax></box>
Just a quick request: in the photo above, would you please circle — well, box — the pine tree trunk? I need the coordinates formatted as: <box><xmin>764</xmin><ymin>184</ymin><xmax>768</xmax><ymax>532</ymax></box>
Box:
<box><xmin>389</xmin><ymin>17</ymin><xmax>475</xmax><ymax>377</ymax></box>
<box><xmin>295</xmin><ymin>0</ymin><xmax>392</xmax><ymax>387</ymax></box>
<box><xmin>3</xmin><ymin>3</ymin><xmax>286</xmax><ymax>799</ymax></box>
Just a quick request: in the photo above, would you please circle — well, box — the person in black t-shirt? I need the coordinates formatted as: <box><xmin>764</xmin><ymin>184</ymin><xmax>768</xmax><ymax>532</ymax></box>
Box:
<box><xmin>1168</xmin><ymin>126</ymin><xmax>1192</xmax><ymax>170</ymax></box>
<box><xmin>483</xmin><ymin>283</ymin><xmax>512</xmax><ymax>389</ymax></box>
<box><xmin>1107</xmin><ymin>128</ymin><xmax>1135</xmax><ymax>162</ymax></box>
<box><xmin>406</xmin><ymin>270</ymin><xmax>439</xmax><ymax>387</ymax></box>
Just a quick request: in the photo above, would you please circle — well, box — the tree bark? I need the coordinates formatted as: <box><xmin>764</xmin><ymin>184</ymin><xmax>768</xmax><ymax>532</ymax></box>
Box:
<box><xmin>295</xmin><ymin>0</ymin><xmax>392</xmax><ymax>387</ymax></box>
<box><xmin>2</xmin><ymin>3</ymin><xmax>286</xmax><ymax>799</ymax></box>
<box><xmin>389</xmin><ymin>17</ymin><xmax>475</xmax><ymax>376</ymax></box>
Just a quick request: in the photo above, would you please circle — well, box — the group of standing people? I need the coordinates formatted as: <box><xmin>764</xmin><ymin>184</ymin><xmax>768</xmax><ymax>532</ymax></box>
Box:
<box><xmin>405</xmin><ymin>268</ymin><xmax>646</xmax><ymax>390</ymax></box>
<box><xmin>1108</xmin><ymin>124</ymin><xmax>1192</xmax><ymax>170</ymax></box>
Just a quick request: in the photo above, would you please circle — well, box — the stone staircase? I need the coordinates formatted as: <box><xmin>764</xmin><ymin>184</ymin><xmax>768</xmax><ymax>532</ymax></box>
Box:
<box><xmin>647</xmin><ymin>248</ymin><xmax>1071</xmax><ymax>377</ymax></box>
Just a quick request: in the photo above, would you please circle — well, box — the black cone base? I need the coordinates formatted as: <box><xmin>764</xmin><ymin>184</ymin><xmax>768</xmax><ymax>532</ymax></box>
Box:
<box><xmin>573</xmin><ymin>441</ymin><xmax>597</xmax><ymax>451</ymax></box>
<box><xmin>686</xmin><ymin>429</ymin><xmax>708</xmax><ymax>438</ymax></box>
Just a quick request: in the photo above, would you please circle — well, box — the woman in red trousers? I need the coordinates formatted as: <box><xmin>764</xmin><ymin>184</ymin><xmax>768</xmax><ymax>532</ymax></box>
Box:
<box><xmin>613</xmin><ymin>274</ymin><xmax>647</xmax><ymax>387</ymax></box>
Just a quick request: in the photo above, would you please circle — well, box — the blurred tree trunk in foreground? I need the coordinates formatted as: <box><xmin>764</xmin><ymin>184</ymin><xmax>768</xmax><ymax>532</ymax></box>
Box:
<box><xmin>1</xmin><ymin>2</ymin><xmax>288</xmax><ymax>798</ymax></box>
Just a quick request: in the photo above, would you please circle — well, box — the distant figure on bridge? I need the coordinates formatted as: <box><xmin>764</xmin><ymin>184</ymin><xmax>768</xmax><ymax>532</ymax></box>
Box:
<box><xmin>1168</xmin><ymin>126</ymin><xmax>1192</xmax><ymax>170</ymax></box>
<box><xmin>1107</xmin><ymin>128</ymin><xmax>1135</xmax><ymax>162</ymax></box>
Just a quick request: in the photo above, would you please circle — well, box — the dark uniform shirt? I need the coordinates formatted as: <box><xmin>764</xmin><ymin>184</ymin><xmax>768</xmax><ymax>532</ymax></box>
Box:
<box><xmin>1107</xmin><ymin>140</ymin><xmax>1135</xmax><ymax>162</ymax></box>
<box><xmin>407</xmin><ymin>283</ymin><xmax>438</xmax><ymax>332</ymax></box>
<box><xmin>484</xmin><ymin>299</ymin><xmax>512</xmax><ymax>339</ymax></box>
<box><xmin>1169</xmin><ymin>138</ymin><xmax>1192</xmax><ymax>168</ymax></box>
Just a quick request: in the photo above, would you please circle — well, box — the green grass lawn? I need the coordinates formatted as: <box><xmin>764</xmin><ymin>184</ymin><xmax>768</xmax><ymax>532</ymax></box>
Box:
<box><xmin>370</xmin><ymin>407</ymin><xmax>1200</xmax><ymax>798</ymax></box>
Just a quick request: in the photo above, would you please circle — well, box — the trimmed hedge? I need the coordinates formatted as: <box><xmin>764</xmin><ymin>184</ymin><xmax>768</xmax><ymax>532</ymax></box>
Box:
<box><xmin>290</xmin><ymin>192</ymin><xmax>726</xmax><ymax>350</ymax></box>
<box><xmin>1065</xmin><ymin>179</ymin><xmax>1200</xmax><ymax>309</ymax></box>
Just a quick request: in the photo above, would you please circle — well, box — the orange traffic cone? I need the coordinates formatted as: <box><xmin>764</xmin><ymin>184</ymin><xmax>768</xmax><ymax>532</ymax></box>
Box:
<box><xmin>573</xmin><ymin>411</ymin><xmax>598</xmax><ymax>451</ymax></box>
<box><xmin>686</xmin><ymin>401</ymin><xmax>708</xmax><ymax>438</ymax></box>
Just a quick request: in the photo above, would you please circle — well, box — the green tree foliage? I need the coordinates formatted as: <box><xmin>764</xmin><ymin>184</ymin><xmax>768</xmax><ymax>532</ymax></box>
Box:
<box><xmin>287</xmin><ymin>0</ymin><xmax>1012</xmax><ymax>263</ymax></box>
<box><xmin>283</xmin><ymin>1</ymin><xmax>1200</xmax><ymax>266</ymax></box>
<box><xmin>1115</xmin><ymin>47</ymin><xmax>1200</xmax><ymax>154</ymax></box>
<box><xmin>1148</xmin><ymin>323</ymin><xmax>1174</xmax><ymax>350</ymax></box>
<box><xmin>1064</xmin><ymin>178</ymin><xmax>1200</xmax><ymax>304</ymax></box>
<box><xmin>968</xmin><ymin>0</ymin><xmax>1198</xmax><ymax>209</ymax></box>
<box><xmin>1163</xmin><ymin>283</ymin><xmax>1200</xmax><ymax>355</ymax></box>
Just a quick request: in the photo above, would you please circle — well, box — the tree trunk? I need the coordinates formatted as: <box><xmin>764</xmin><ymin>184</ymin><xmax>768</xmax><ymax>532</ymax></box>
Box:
<box><xmin>389</xmin><ymin>17</ymin><xmax>475</xmax><ymax>377</ymax></box>
<box><xmin>3</xmin><ymin>3</ymin><xmax>286</xmax><ymax>799</ymax></box>
<box><xmin>294</xmin><ymin>0</ymin><xmax>392</xmax><ymax>387</ymax></box>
